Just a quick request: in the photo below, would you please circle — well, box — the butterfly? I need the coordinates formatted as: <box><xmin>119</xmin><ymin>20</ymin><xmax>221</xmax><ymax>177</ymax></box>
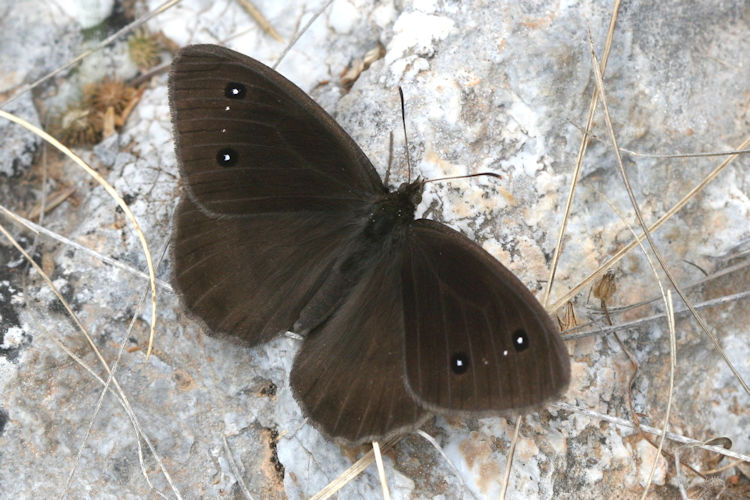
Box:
<box><xmin>168</xmin><ymin>44</ymin><xmax>570</xmax><ymax>445</ymax></box>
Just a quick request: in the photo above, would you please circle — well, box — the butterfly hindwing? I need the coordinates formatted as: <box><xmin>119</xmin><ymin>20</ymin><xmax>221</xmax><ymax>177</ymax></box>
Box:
<box><xmin>172</xmin><ymin>196</ymin><xmax>358</xmax><ymax>345</ymax></box>
<box><xmin>289</xmin><ymin>247</ymin><xmax>428</xmax><ymax>444</ymax></box>
<box><xmin>402</xmin><ymin>219</ymin><xmax>570</xmax><ymax>414</ymax></box>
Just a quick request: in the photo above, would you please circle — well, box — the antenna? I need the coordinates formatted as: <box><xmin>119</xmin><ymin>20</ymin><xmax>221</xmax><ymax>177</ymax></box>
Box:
<box><xmin>384</xmin><ymin>131</ymin><xmax>394</xmax><ymax>188</ymax></box>
<box><xmin>398</xmin><ymin>88</ymin><xmax>502</xmax><ymax>186</ymax></box>
<box><xmin>424</xmin><ymin>172</ymin><xmax>503</xmax><ymax>183</ymax></box>
<box><xmin>398</xmin><ymin>87</ymin><xmax>412</xmax><ymax>183</ymax></box>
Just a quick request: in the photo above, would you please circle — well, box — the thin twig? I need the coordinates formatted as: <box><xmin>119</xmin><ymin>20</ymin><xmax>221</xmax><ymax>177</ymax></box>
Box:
<box><xmin>415</xmin><ymin>430</ymin><xmax>476</xmax><ymax>499</ymax></box>
<box><xmin>0</xmin><ymin>206</ymin><xmax>173</xmax><ymax>291</ymax></box>
<box><xmin>372</xmin><ymin>442</ymin><xmax>391</xmax><ymax>500</ymax></box>
<box><xmin>223</xmin><ymin>435</ymin><xmax>255</xmax><ymax>500</ymax></box>
<box><xmin>500</xmin><ymin>418</ymin><xmax>522</xmax><ymax>500</ymax></box>
<box><xmin>236</xmin><ymin>0</ymin><xmax>284</xmax><ymax>42</ymax></box>
<box><xmin>542</xmin><ymin>0</ymin><xmax>622</xmax><ymax>309</ymax></box>
<box><xmin>0</xmin><ymin>0</ymin><xmax>179</xmax><ymax>108</ymax></box>
<box><xmin>640</xmin><ymin>291</ymin><xmax>676</xmax><ymax>500</ymax></box>
<box><xmin>554</xmin><ymin>402</ymin><xmax>750</xmax><ymax>462</ymax></box>
<box><xmin>549</xmin><ymin>133</ymin><xmax>750</xmax><ymax>312</ymax></box>
<box><xmin>310</xmin><ymin>436</ymin><xmax>402</xmax><ymax>500</ymax></box>
<box><xmin>599</xmin><ymin>196</ymin><xmax>702</xmax><ymax>480</ymax></box>
<box><xmin>587</xmin><ymin>36</ymin><xmax>749</xmax><ymax>396</ymax></box>
<box><xmin>0</xmin><ymin>109</ymin><xmax>159</xmax><ymax>358</ymax></box>
<box><xmin>272</xmin><ymin>0</ymin><xmax>334</xmax><ymax>70</ymax></box>
<box><xmin>563</xmin><ymin>289</ymin><xmax>750</xmax><ymax>340</ymax></box>
<box><xmin>0</xmin><ymin>223</ymin><xmax>181</xmax><ymax>499</ymax></box>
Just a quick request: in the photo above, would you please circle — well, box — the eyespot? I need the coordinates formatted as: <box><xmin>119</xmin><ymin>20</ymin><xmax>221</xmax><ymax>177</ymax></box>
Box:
<box><xmin>224</xmin><ymin>82</ymin><xmax>246</xmax><ymax>99</ymax></box>
<box><xmin>512</xmin><ymin>329</ymin><xmax>529</xmax><ymax>352</ymax></box>
<box><xmin>216</xmin><ymin>148</ymin><xmax>238</xmax><ymax>167</ymax></box>
<box><xmin>450</xmin><ymin>352</ymin><xmax>469</xmax><ymax>375</ymax></box>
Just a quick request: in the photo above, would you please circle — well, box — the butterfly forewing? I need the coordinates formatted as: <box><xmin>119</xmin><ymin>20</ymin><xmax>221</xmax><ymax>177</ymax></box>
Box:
<box><xmin>402</xmin><ymin>220</ymin><xmax>570</xmax><ymax>414</ymax></box>
<box><xmin>169</xmin><ymin>44</ymin><xmax>384</xmax><ymax>216</ymax></box>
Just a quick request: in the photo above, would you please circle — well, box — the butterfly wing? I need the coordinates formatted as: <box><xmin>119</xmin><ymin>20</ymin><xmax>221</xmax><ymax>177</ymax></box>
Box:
<box><xmin>402</xmin><ymin>219</ymin><xmax>570</xmax><ymax>414</ymax></box>
<box><xmin>169</xmin><ymin>45</ymin><xmax>384</xmax><ymax>344</ymax></box>
<box><xmin>289</xmin><ymin>249</ymin><xmax>428</xmax><ymax>444</ymax></box>
<box><xmin>172</xmin><ymin>197</ymin><xmax>362</xmax><ymax>345</ymax></box>
<box><xmin>169</xmin><ymin>44</ymin><xmax>384</xmax><ymax>216</ymax></box>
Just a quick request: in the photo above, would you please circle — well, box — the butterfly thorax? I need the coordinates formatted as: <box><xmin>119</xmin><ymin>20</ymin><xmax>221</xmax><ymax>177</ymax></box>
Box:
<box><xmin>292</xmin><ymin>179</ymin><xmax>423</xmax><ymax>335</ymax></box>
<box><xmin>363</xmin><ymin>179</ymin><xmax>424</xmax><ymax>241</ymax></box>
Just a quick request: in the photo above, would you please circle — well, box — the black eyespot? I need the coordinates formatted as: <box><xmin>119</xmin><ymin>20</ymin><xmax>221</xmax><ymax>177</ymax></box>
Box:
<box><xmin>216</xmin><ymin>148</ymin><xmax>238</xmax><ymax>167</ymax></box>
<box><xmin>450</xmin><ymin>352</ymin><xmax>469</xmax><ymax>375</ymax></box>
<box><xmin>512</xmin><ymin>329</ymin><xmax>529</xmax><ymax>352</ymax></box>
<box><xmin>224</xmin><ymin>82</ymin><xmax>246</xmax><ymax>99</ymax></box>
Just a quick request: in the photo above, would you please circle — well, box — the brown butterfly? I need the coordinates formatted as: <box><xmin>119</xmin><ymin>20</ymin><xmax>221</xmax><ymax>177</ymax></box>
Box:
<box><xmin>168</xmin><ymin>44</ymin><xmax>570</xmax><ymax>444</ymax></box>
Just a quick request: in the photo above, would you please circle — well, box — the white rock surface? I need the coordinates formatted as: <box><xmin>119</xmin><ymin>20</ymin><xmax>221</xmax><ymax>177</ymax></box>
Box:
<box><xmin>0</xmin><ymin>0</ymin><xmax>748</xmax><ymax>498</ymax></box>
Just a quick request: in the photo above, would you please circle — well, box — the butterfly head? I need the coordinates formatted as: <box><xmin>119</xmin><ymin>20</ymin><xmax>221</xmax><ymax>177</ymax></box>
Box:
<box><xmin>388</xmin><ymin>178</ymin><xmax>424</xmax><ymax>225</ymax></box>
<box><xmin>395</xmin><ymin>178</ymin><xmax>424</xmax><ymax>209</ymax></box>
